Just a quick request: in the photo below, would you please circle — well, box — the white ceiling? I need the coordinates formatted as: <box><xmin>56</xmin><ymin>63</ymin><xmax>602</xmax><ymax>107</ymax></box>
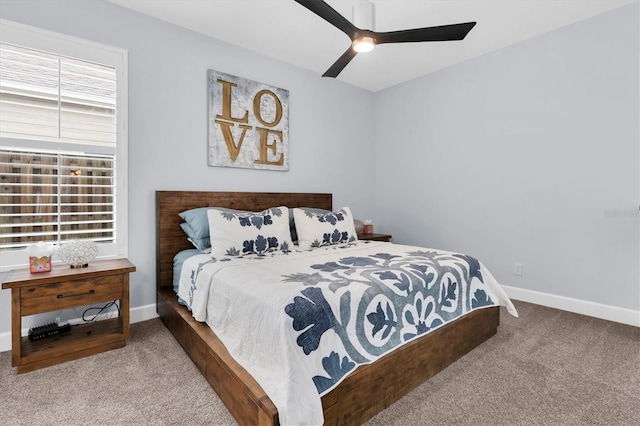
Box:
<box><xmin>110</xmin><ymin>0</ymin><xmax>637</xmax><ymax>92</ymax></box>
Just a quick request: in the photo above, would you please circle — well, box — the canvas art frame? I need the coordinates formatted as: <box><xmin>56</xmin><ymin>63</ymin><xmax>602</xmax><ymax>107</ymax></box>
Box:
<box><xmin>208</xmin><ymin>69</ymin><xmax>289</xmax><ymax>171</ymax></box>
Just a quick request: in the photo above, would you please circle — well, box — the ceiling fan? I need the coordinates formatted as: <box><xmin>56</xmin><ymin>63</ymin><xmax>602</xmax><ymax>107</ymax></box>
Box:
<box><xmin>294</xmin><ymin>0</ymin><xmax>477</xmax><ymax>78</ymax></box>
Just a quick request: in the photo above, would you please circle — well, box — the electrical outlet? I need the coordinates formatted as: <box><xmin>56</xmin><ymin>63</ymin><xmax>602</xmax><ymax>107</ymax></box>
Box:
<box><xmin>513</xmin><ymin>263</ymin><xmax>523</xmax><ymax>276</ymax></box>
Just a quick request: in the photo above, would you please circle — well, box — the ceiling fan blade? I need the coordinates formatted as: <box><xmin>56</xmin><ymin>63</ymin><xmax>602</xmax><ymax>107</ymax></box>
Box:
<box><xmin>323</xmin><ymin>47</ymin><xmax>359</xmax><ymax>78</ymax></box>
<box><xmin>375</xmin><ymin>22</ymin><xmax>476</xmax><ymax>44</ymax></box>
<box><xmin>294</xmin><ymin>0</ymin><xmax>358</xmax><ymax>39</ymax></box>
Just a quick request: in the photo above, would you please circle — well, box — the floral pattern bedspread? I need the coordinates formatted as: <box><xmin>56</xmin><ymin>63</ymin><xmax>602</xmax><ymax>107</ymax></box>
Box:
<box><xmin>177</xmin><ymin>241</ymin><xmax>517</xmax><ymax>426</ymax></box>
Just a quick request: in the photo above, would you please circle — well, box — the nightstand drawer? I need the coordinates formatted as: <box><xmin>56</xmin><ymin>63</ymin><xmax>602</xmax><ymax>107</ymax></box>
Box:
<box><xmin>20</xmin><ymin>275</ymin><xmax>123</xmax><ymax>315</ymax></box>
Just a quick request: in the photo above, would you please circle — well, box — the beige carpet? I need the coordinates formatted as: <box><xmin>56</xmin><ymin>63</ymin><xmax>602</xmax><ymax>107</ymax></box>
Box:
<box><xmin>1</xmin><ymin>301</ymin><xmax>638</xmax><ymax>425</ymax></box>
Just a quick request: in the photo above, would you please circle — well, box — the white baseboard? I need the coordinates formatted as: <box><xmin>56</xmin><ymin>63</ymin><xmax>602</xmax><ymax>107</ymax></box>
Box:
<box><xmin>0</xmin><ymin>303</ymin><xmax>159</xmax><ymax>353</ymax></box>
<box><xmin>130</xmin><ymin>302</ymin><xmax>160</xmax><ymax>324</ymax></box>
<box><xmin>501</xmin><ymin>285</ymin><xmax>640</xmax><ymax>327</ymax></box>
<box><xmin>0</xmin><ymin>332</ymin><xmax>10</xmax><ymax>353</ymax></box>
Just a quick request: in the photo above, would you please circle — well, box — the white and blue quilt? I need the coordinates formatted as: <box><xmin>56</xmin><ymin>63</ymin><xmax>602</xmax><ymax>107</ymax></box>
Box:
<box><xmin>177</xmin><ymin>241</ymin><xmax>517</xmax><ymax>426</ymax></box>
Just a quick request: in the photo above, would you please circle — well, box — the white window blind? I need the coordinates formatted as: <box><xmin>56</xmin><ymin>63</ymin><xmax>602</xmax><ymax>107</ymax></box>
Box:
<box><xmin>1</xmin><ymin>44</ymin><xmax>117</xmax><ymax>147</ymax></box>
<box><xmin>0</xmin><ymin>149</ymin><xmax>116</xmax><ymax>249</ymax></box>
<box><xmin>0</xmin><ymin>20</ymin><xmax>127</xmax><ymax>267</ymax></box>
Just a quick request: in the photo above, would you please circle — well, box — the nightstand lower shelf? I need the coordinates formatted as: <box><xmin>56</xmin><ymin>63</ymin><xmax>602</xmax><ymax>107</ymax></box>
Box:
<box><xmin>20</xmin><ymin>318</ymin><xmax>125</xmax><ymax>373</ymax></box>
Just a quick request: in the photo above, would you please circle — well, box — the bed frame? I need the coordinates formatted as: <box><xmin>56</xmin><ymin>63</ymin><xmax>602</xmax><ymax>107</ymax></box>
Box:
<box><xmin>156</xmin><ymin>190</ymin><xmax>500</xmax><ymax>425</ymax></box>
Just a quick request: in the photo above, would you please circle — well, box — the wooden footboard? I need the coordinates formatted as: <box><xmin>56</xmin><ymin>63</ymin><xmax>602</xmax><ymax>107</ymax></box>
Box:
<box><xmin>158</xmin><ymin>288</ymin><xmax>278</xmax><ymax>425</ymax></box>
<box><xmin>156</xmin><ymin>191</ymin><xmax>500</xmax><ymax>425</ymax></box>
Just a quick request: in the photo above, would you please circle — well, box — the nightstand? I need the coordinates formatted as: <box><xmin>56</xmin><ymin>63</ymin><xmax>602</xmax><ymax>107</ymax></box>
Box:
<box><xmin>1</xmin><ymin>258</ymin><xmax>135</xmax><ymax>373</ymax></box>
<box><xmin>358</xmin><ymin>233</ymin><xmax>392</xmax><ymax>242</ymax></box>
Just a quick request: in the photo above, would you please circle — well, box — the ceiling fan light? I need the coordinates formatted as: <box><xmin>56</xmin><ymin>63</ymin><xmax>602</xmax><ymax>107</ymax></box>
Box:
<box><xmin>352</xmin><ymin>36</ymin><xmax>375</xmax><ymax>53</ymax></box>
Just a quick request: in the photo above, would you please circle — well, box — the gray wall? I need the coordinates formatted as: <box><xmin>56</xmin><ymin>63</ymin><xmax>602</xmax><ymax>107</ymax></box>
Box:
<box><xmin>0</xmin><ymin>1</ymin><xmax>376</xmax><ymax>333</ymax></box>
<box><xmin>1</xmin><ymin>1</ymin><xmax>638</xmax><ymax>342</ymax></box>
<box><xmin>374</xmin><ymin>4</ymin><xmax>639</xmax><ymax>310</ymax></box>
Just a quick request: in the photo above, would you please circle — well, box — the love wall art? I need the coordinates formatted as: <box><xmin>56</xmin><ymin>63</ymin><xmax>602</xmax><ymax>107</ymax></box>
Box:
<box><xmin>208</xmin><ymin>69</ymin><xmax>289</xmax><ymax>171</ymax></box>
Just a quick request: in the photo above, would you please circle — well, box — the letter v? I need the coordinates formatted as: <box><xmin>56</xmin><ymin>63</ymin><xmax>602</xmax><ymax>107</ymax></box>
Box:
<box><xmin>215</xmin><ymin>120</ymin><xmax>252</xmax><ymax>162</ymax></box>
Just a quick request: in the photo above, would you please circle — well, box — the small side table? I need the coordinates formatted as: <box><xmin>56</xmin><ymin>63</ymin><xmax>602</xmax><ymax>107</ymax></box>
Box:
<box><xmin>358</xmin><ymin>233</ymin><xmax>392</xmax><ymax>242</ymax></box>
<box><xmin>1</xmin><ymin>258</ymin><xmax>135</xmax><ymax>373</ymax></box>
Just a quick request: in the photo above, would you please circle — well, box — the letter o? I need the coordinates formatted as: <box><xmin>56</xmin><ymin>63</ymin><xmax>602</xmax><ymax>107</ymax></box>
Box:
<box><xmin>253</xmin><ymin>89</ymin><xmax>282</xmax><ymax>127</ymax></box>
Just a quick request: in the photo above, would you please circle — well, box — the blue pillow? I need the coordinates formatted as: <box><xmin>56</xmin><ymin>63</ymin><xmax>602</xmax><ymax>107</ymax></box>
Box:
<box><xmin>179</xmin><ymin>222</ymin><xmax>211</xmax><ymax>252</ymax></box>
<box><xmin>179</xmin><ymin>207</ymin><xmax>213</xmax><ymax>241</ymax></box>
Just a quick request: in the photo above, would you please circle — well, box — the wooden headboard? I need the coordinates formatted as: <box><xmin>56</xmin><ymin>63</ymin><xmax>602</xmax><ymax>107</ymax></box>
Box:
<box><xmin>155</xmin><ymin>191</ymin><xmax>332</xmax><ymax>292</ymax></box>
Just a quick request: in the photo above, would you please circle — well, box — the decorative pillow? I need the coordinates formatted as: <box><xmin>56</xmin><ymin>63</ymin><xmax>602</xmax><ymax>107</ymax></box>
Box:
<box><xmin>293</xmin><ymin>207</ymin><xmax>358</xmax><ymax>250</ymax></box>
<box><xmin>179</xmin><ymin>207</ymin><xmax>251</xmax><ymax>251</ymax></box>
<box><xmin>288</xmin><ymin>207</ymin><xmax>330</xmax><ymax>242</ymax></box>
<box><xmin>207</xmin><ymin>206</ymin><xmax>294</xmax><ymax>258</ymax></box>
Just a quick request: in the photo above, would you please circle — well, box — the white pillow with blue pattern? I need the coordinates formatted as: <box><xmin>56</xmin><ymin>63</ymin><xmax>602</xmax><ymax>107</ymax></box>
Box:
<box><xmin>293</xmin><ymin>207</ymin><xmax>358</xmax><ymax>250</ymax></box>
<box><xmin>180</xmin><ymin>207</ymin><xmax>252</xmax><ymax>252</ymax></box>
<box><xmin>207</xmin><ymin>206</ymin><xmax>294</xmax><ymax>258</ymax></box>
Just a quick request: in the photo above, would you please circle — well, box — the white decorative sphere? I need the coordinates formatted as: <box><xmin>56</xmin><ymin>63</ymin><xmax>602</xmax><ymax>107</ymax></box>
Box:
<box><xmin>58</xmin><ymin>239</ymin><xmax>98</xmax><ymax>267</ymax></box>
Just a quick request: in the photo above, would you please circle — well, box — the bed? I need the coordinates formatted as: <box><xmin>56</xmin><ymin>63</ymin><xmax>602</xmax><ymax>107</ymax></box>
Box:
<box><xmin>156</xmin><ymin>190</ymin><xmax>514</xmax><ymax>425</ymax></box>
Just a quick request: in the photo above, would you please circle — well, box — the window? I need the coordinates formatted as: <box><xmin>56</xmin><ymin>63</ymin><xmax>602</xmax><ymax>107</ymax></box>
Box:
<box><xmin>0</xmin><ymin>20</ymin><xmax>128</xmax><ymax>267</ymax></box>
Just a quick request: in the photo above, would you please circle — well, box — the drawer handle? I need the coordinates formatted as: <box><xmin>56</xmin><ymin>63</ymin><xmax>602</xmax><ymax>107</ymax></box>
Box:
<box><xmin>57</xmin><ymin>289</ymin><xmax>95</xmax><ymax>299</ymax></box>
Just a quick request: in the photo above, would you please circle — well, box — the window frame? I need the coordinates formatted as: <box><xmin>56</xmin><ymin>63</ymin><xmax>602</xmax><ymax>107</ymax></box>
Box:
<box><xmin>0</xmin><ymin>19</ymin><xmax>128</xmax><ymax>268</ymax></box>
